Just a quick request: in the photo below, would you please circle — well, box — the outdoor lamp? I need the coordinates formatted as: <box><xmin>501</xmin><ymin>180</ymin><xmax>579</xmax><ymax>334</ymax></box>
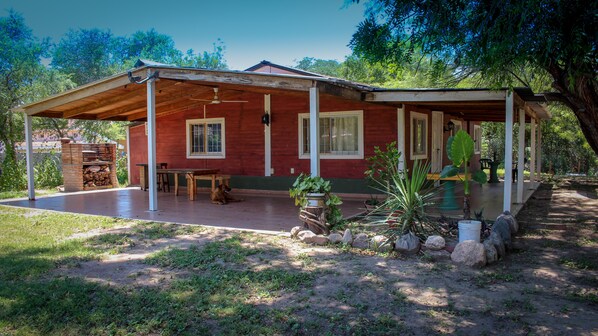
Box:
<box><xmin>261</xmin><ymin>113</ymin><xmax>270</xmax><ymax>126</ymax></box>
<box><xmin>444</xmin><ymin>120</ymin><xmax>455</xmax><ymax>133</ymax></box>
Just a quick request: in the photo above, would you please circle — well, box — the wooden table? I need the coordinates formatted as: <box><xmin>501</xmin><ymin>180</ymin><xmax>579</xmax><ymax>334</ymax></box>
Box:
<box><xmin>156</xmin><ymin>168</ymin><xmax>220</xmax><ymax>201</ymax></box>
<box><xmin>136</xmin><ymin>163</ymin><xmax>167</xmax><ymax>191</ymax></box>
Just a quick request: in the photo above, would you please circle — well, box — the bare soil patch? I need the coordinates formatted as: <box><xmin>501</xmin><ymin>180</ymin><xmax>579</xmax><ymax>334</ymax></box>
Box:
<box><xmin>53</xmin><ymin>179</ymin><xmax>598</xmax><ymax>335</ymax></box>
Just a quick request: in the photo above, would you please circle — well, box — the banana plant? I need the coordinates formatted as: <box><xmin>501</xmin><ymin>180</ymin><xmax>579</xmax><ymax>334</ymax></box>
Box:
<box><xmin>441</xmin><ymin>129</ymin><xmax>487</xmax><ymax>219</ymax></box>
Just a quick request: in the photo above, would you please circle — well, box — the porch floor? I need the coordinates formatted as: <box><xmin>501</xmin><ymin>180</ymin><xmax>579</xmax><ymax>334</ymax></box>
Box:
<box><xmin>0</xmin><ymin>181</ymin><xmax>539</xmax><ymax>232</ymax></box>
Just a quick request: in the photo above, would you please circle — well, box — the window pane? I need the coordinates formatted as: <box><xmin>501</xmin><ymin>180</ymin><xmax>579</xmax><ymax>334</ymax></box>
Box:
<box><xmin>302</xmin><ymin>114</ymin><xmax>360</xmax><ymax>156</ymax></box>
<box><xmin>191</xmin><ymin>124</ymin><xmax>205</xmax><ymax>154</ymax></box>
<box><xmin>207</xmin><ymin>123</ymin><xmax>222</xmax><ymax>153</ymax></box>
<box><xmin>413</xmin><ymin>118</ymin><xmax>426</xmax><ymax>155</ymax></box>
<box><xmin>320</xmin><ymin>117</ymin><xmax>331</xmax><ymax>153</ymax></box>
<box><xmin>303</xmin><ymin>118</ymin><xmax>310</xmax><ymax>153</ymax></box>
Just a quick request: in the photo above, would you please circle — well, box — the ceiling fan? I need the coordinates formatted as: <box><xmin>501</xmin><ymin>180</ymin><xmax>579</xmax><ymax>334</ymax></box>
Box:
<box><xmin>190</xmin><ymin>87</ymin><xmax>248</xmax><ymax>104</ymax></box>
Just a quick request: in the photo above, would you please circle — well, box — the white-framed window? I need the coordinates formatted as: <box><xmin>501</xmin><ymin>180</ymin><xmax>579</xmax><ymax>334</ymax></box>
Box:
<box><xmin>474</xmin><ymin>124</ymin><xmax>482</xmax><ymax>154</ymax></box>
<box><xmin>298</xmin><ymin>110</ymin><xmax>364</xmax><ymax>159</ymax></box>
<box><xmin>186</xmin><ymin>118</ymin><xmax>225</xmax><ymax>159</ymax></box>
<box><xmin>410</xmin><ymin>112</ymin><xmax>428</xmax><ymax>160</ymax></box>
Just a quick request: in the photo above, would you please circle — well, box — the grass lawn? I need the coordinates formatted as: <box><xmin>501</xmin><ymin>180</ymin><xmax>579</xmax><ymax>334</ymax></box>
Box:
<box><xmin>0</xmin><ymin>181</ymin><xmax>597</xmax><ymax>336</ymax></box>
<box><xmin>0</xmin><ymin>189</ymin><xmax>58</xmax><ymax>200</ymax></box>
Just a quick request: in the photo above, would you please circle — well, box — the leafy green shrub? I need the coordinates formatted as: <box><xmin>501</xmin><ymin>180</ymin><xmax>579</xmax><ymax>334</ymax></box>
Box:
<box><xmin>289</xmin><ymin>173</ymin><xmax>344</xmax><ymax>228</ymax></box>
<box><xmin>364</xmin><ymin>141</ymin><xmax>401</xmax><ymax>194</ymax></box>
<box><xmin>0</xmin><ymin>156</ymin><xmax>27</xmax><ymax>192</ymax></box>
<box><xmin>116</xmin><ymin>151</ymin><xmax>128</xmax><ymax>186</ymax></box>
<box><xmin>34</xmin><ymin>154</ymin><xmax>63</xmax><ymax>188</ymax></box>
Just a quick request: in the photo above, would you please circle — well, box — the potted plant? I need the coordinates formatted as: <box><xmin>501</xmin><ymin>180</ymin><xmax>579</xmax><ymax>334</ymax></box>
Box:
<box><xmin>441</xmin><ymin>129</ymin><xmax>487</xmax><ymax>242</ymax></box>
<box><xmin>289</xmin><ymin>173</ymin><xmax>343</xmax><ymax>228</ymax></box>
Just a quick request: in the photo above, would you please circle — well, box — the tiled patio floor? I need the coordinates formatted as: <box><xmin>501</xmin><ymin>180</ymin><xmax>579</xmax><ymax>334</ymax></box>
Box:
<box><xmin>1</xmin><ymin>182</ymin><xmax>538</xmax><ymax>232</ymax></box>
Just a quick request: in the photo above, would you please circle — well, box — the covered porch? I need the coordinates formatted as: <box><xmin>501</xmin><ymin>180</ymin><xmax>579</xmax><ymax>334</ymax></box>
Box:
<box><xmin>1</xmin><ymin>180</ymin><xmax>539</xmax><ymax>232</ymax></box>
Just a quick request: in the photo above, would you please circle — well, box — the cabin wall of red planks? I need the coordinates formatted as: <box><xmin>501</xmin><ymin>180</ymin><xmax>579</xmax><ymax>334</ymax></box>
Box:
<box><xmin>128</xmin><ymin>91</ymin><xmax>480</xmax><ymax>185</ymax></box>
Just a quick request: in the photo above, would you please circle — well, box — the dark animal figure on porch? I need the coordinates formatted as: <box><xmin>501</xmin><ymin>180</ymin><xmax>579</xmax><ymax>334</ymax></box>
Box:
<box><xmin>211</xmin><ymin>184</ymin><xmax>243</xmax><ymax>205</ymax></box>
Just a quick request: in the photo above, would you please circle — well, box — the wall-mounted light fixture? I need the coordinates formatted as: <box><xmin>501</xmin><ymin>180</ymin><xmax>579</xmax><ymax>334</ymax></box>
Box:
<box><xmin>443</xmin><ymin>120</ymin><xmax>455</xmax><ymax>133</ymax></box>
<box><xmin>261</xmin><ymin>113</ymin><xmax>270</xmax><ymax>126</ymax></box>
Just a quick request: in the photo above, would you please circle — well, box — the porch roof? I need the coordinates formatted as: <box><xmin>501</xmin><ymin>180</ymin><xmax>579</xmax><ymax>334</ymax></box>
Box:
<box><xmin>13</xmin><ymin>63</ymin><xmax>550</xmax><ymax>123</ymax></box>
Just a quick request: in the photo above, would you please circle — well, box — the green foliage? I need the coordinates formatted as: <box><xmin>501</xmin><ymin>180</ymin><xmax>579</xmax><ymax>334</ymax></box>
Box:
<box><xmin>116</xmin><ymin>151</ymin><xmax>128</xmax><ymax>186</ymax></box>
<box><xmin>295</xmin><ymin>57</ymin><xmax>342</xmax><ymax>77</ymax></box>
<box><xmin>34</xmin><ymin>154</ymin><xmax>63</xmax><ymax>188</ymax></box>
<box><xmin>350</xmin><ymin>0</ymin><xmax>598</xmax><ymax>155</ymax></box>
<box><xmin>289</xmin><ymin>173</ymin><xmax>344</xmax><ymax>227</ymax></box>
<box><xmin>442</xmin><ymin>130</ymin><xmax>486</xmax><ymax>219</ymax></box>
<box><xmin>364</xmin><ymin>141</ymin><xmax>401</xmax><ymax>194</ymax></box>
<box><xmin>376</xmin><ymin>160</ymin><xmax>438</xmax><ymax>239</ymax></box>
<box><xmin>0</xmin><ymin>155</ymin><xmax>27</xmax><ymax>192</ymax></box>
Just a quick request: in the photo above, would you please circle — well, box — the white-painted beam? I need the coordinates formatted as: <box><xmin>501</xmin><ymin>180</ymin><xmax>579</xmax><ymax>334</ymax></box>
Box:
<box><xmin>24</xmin><ymin>114</ymin><xmax>35</xmax><ymax>200</ymax></box>
<box><xmin>529</xmin><ymin>118</ymin><xmax>538</xmax><ymax>187</ymax></box>
<box><xmin>517</xmin><ymin>109</ymin><xmax>525</xmax><ymax>203</ymax></box>
<box><xmin>126</xmin><ymin>126</ymin><xmax>131</xmax><ymax>186</ymax></box>
<box><xmin>503</xmin><ymin>92</ymin><xmax>514</xmax><ymax>212</ymax></box>
<box><xmin>537</xmin><ymin>123</ymin><xmax>542</xmax><ymax>178</ymax></box>
<box><xmin>309</xmin><ymin>87</ymin><xmax>320</xmax><ymax>177</ymax></box>
<box><xmin>264</xmin><ymin>94</ymin><xmax>272</xmax><ymax>176</ymax></box>
<box><xmin>397</xmin><ymin>106</ymin><xmax>406</xmax><ymax>171</ymax></box>
<box><xmin>365</xmin><ymin>89</ymin><xmax>506</xmax><ymax>103</ymax></box>
<box><xmin>147</xmin><ymin>74</ymin><xmax>158</xmax><ymax>211</ymax></box>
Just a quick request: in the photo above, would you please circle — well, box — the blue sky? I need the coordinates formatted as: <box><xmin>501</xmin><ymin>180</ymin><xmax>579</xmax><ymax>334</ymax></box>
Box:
<box><xmin>2</xmin><ymin>0</ymin><xmax>366</xmax><ymax>70</ymax></box>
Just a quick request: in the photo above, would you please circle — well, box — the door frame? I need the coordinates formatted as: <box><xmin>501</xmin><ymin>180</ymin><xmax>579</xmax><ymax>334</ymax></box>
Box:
<box><xmin>431</xmin><ymin>111</ymin><xmax>444</xmax><ymax>173</ymax></box>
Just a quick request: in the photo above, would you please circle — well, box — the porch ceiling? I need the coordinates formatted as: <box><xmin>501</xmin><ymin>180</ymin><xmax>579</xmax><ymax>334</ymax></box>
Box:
<box><xmin>13</xmin><ymin>64</ymin><xmax>551</xmax><ymax>123</ymax></box>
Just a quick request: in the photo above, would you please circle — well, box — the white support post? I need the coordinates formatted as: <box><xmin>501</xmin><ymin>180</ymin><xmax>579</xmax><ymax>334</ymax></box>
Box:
<box><xmin>264</xmin><ymin>94</ymin><xmax>272</xmax><ymax>176</ymax></box>
<box><xmin>147</xmin><ymin>74</ymin><xmax>158</xmax><ymax>211</ymax></box>
<box><xmin>397</xmin><ymin>106</ymin><xmax>406</xmax><ymax>172</ymax></box>
<box><xmin>503</xmin><ymin>92</ymin><xmax>514</xmax><ymax>212</ymax></box>
<box><xmin>516</xmin><ymin>109</ymin><xmax>525</xmax><ymax>203</ymax></box>
<box><xmin>309</xmin><ymin>87</ymin><xmax>320</xmax><ymax>177</ymax></box>
<box><xmin>126</xmin><ymin>126</ymin><xmax>131</xmax><ymax>186</ymax></box>
<box><xmin>529</xmin><ymin>118</ymin><xmax>537</xmax><ymax>184</ymax></box>
<box><xmin>537</xmin><ymin>123</ymin><xmax>542</xmax><ymax>179</ymax></box>
<box><xmin>24</xmin><ymin>114</ymin><xmax>35</xmax><ymax>200</ymax></box>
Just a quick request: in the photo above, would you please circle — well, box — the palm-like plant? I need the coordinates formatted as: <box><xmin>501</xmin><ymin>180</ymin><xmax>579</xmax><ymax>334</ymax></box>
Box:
<box><xmin>370</xmin><ymin>159</ymin><xmax>439</xmax><ymax>240</ymax></box>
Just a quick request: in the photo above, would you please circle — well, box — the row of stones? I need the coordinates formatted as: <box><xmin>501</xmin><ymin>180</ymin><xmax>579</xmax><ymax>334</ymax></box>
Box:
<box><xmin>291</xmin><ymin>210</ymin><xmax>519</xmax><ymax>269</ymax></box>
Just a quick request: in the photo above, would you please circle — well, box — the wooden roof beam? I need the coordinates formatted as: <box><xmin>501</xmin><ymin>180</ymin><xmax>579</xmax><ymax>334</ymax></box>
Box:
<box><xmin>365</xmin><ymin>89</ymin><xmax>506</xmax><ymax>103</ymax></box>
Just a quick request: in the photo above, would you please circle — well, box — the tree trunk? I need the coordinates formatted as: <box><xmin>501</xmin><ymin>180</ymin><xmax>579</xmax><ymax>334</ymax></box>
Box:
<box><xmin>463</xmin><ymin>195</ymin><xmax>471</xmax><ymax>220</ymax></box>
<box><xmin>546</xmin><ymin>63</ymin><xmax>598</xmax><ymax>156</ymax></box>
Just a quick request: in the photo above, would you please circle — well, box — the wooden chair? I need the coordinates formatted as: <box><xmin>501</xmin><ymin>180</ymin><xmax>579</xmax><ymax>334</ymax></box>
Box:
<box><xmin>157</xmin><ymin>163</ymin><xmax>170</xmax><ymax>192</ymax></box>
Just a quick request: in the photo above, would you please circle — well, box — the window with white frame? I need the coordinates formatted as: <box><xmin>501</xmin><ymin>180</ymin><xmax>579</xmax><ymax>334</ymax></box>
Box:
<box><xmin>298</xmin><ymin>110</ymin><xmax>364</xmax><ymax>159</ymax></box>
<box><xmin>410</xmin><ymin>112</ymin><xmax>428</xmax><ymax>159</ymax></box>
<box><xmin>474</xmin><ymin>124</ymin><xmax>482</xmax><ymax>154</ymax></box>
<box><xmin>186</xmin><ymin>118</ymin><xmax>225</xmax><ymax>159</ymax></box>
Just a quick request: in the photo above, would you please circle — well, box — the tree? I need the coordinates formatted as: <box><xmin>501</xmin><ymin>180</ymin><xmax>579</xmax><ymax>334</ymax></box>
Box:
<box><xmin>0</xmin><ymin>11</ymin><xmax>49</xmax><ymax>162</ymax></box>
<box><xmin>295</xmin><ymin>57</ymin><xmax>343</xmax><ymax>77</ymax></box>
<box><xmin>350</xmin><ymin>0</ymin><xmax>598</xmax><ymax>155</ymax></box>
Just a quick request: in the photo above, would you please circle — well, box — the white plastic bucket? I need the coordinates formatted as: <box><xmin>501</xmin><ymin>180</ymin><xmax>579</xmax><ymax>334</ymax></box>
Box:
<box><xmin>458</xmin><ymin>220</ymin><xmax>482</xmax><ymax>243</ymax></box>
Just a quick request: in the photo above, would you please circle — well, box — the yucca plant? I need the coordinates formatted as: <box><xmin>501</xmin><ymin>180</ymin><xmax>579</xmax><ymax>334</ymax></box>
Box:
<box><xmin>371</xmin><ymin>159</ymin><xmax>440</xmax><ymax>240</ymax></box>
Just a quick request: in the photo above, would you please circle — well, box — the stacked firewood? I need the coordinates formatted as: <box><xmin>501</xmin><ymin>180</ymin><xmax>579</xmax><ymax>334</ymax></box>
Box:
<box><xmin>83</xmin><ymin>165</ymin><xmax>112</xmax><ymax>188</ymax></box>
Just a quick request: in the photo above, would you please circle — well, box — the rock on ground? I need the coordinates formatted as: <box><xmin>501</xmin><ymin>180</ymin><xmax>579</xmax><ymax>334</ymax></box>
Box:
<box><xmin>423</xmin><ymin>249</ymin><xmax>451</xmax><ymax>261</ymax></box>
<box><xmin>483</xmin><ymin>239</ymin><xmax>498</xmax><ymax>264</ymax></box>
<box><xmin>370</xmin><ymin>235</ymin><xmax>392</xmax><ymax>252</ymax></box>
<box><xmin>311</xmin><ymin>235</ymin><xmax>330</xmax><ymax>246</ymax></box>
<box><xmin>497</xmin><ymin>211</ymin><xmax>519</xmax><ymax>234</ymax></box>
<box><xmin>424</xmin><ymin>235</ymin><xmax>446</xmax><ymax>250</ymax></box>
<box><xmin>298</xmin><ymin>230</ymin><xmax>316</xmax><ymax>244</ymax></box>
<box><xmin>352</xmin><ymin>233</ymin><xmax>369</xmax><ymax>249</ymax></box>
<box><xmin>341</xmin><ymin>229</ymin><xmax>353</xmax><ymax>245</ymax></box>
<box><xmin>488</xmin><ymin>231</ymin><xmax>506</xmax><ymax>259</ymax></box>
<box><xmin>451</xmin><ymin>240</ymin><xmax>487</xmax><ymax>268</ymax></box>
<box><xmin>395</xmin><ymin>232</ymin><xmax>421</xmax><ymax>255</ymax></box>
<box><xmin>492</xmin><ymin>217</ymin><xmax>512</xmax><ymax>251</ymax></box>
<box><xmin>290</xmin><ymin>226</ymin><xmax>306</xmax><ymax>239</ymax></box>
<box><xmin>328</xmin><ymin>233</ymin><xmax>343</xmax><ymax>244</ymax></box>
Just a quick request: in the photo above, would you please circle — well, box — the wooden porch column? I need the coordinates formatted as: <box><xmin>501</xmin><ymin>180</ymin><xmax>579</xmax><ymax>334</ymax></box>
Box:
<box><xmin>264</xmin><ymin>94</ymin><xmax>272</xmax><ymax>176</ymax></box>
<box><xmin>503</xmin><ymin>92</ymin><xmax>514</xmax><ymax>212</ymax></box>
<box><xmin>126</xmin><ymin>125</ymin><xmax>131</xmax><ymax>186</ymax></box>
<box><xmin>537</xmin><ymin>123</ymin><xmax>542</xmax><ymax>179</ymax></box>
<box><xmin>516</xmin><ymin>108</ymin><xmax>525</xmax><ymax>203</ymax></box>
<box><xmin>24</xmin><ymin>114</ymin><xmax>35</xmax><ymax>200</ymax></box>
<box><xmin>397</xmin><ymin>106</ymin><xmax>406</xmax><ymax>171</ymax></box>
<box><xmin>529</xmin><ymin>118</ymin><xmax>537</xmax><ymax>184</ymax></box>
<box><xmin>147</xmin><ymin>73</ymin><xmax>158</xmax><ymax>211</ymax></box>
<box><xmin>309</xmin><ymin>87</ymin><xmax>320</xmax><ymax>177</ymax></box>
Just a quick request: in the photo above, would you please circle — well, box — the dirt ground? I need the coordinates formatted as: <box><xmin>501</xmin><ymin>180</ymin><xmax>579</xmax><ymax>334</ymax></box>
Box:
<box><xmin>55</xmin><ymin>179</ymin><xmax>598</xmax><ymax>335</ymax></box>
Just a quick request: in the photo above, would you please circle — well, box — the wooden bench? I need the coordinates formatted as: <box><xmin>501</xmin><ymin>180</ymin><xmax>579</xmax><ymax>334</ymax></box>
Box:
<box><xmin>194</xmin><ymin>174</ymin><xmax>231</xmax><ymax>193</ymax></box>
